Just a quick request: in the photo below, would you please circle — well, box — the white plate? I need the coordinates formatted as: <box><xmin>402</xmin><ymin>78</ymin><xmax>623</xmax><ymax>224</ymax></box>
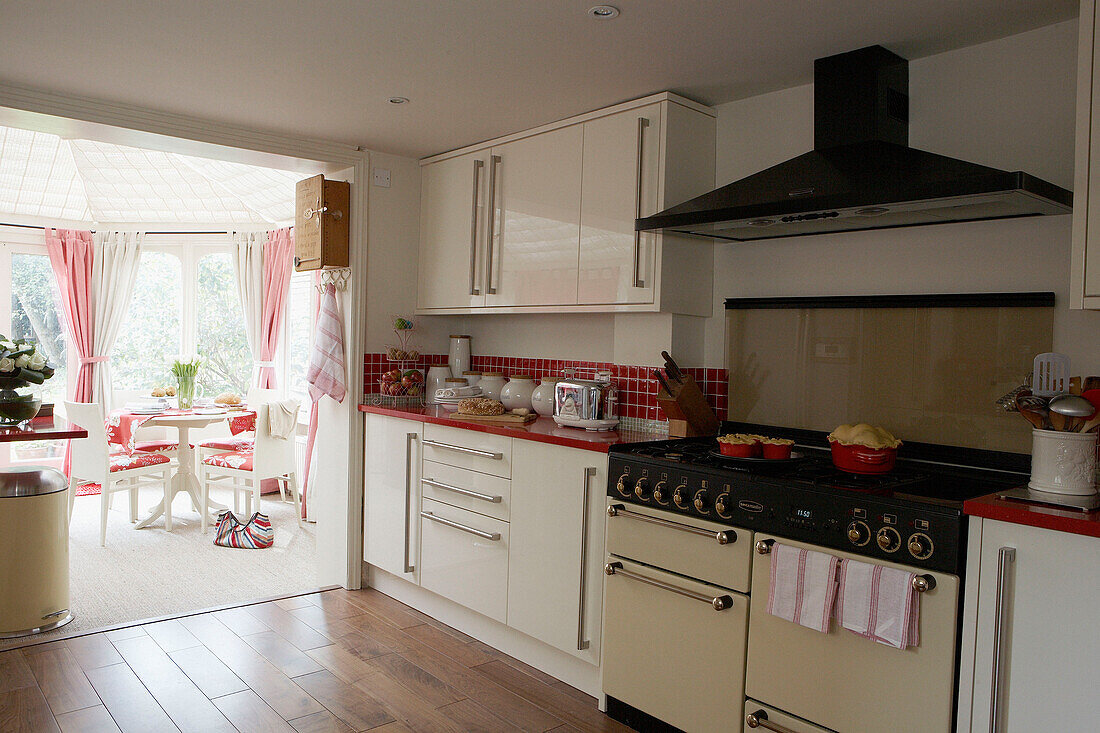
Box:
<box><xmin>130</xmin><ymin>408</ymin><xmax>166</xmax><ymax>414</ymax></box>
<box><xmin>552</xmin><ymin>415</ymin><xmax>619</xmax><ymax>431</ymax></box>
<box><xmin>193</xmin><ymin>408</ymin><xmax>227</xmax><ymax>415</ymax></box>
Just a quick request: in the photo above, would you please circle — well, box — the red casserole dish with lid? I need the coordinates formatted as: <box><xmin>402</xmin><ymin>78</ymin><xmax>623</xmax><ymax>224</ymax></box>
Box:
<box><xmin>829</xmin><ymin>440</ymin><xmax>897</xmax><ymax>474</ymax></box>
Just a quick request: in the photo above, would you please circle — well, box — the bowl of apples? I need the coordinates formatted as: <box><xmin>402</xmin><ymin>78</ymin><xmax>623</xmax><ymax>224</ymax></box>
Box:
<box><xmin>379</xmin><ymin>368</ymin><xmax>424</xmax><ymax>403</ymax></box>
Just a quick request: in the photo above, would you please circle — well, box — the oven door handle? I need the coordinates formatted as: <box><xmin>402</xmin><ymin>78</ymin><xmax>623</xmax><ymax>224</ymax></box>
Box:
<box><xmin>604</xmin><ymin>562</ymin><xmax>733</xmax><ymax>611</ymax></box>
<box><xmin>607</xmin><ymin>503</ymin><xmax>735</xmax><ymax>545</ymax></box>
<box><xmin>754</xmin><ymin>538</ymin><xmax>937</xmax><ymax>592</ymax></box>
<box><xmin>746</xmin><ymin>709</ymin><xmax>799</xmax><ymax>733</ymax></box>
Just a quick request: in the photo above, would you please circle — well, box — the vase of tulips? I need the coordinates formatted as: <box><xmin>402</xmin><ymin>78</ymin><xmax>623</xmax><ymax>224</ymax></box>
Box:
<box><xmin>0</xmin><ymin>336</ymin><xmax>55</xmax><ymax>425</ymax></box>
<box><xmin>171</xmin><ymin>357</ymin><xmax>202</xmax><ymax>410</ymax></box>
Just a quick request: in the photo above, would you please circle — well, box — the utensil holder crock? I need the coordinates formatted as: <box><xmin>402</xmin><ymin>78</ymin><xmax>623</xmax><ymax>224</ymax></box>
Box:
<box><xmin>1029</xmin><ymin>428</ymin><xmax>1098</xmax><ymax>496</ymax></box>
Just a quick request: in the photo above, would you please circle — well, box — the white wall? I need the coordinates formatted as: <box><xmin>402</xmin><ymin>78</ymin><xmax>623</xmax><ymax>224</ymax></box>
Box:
<box><xmin>703</xmin><ymin>18</ymin><xmax>1100</xmax><ymax>371</ymax></box>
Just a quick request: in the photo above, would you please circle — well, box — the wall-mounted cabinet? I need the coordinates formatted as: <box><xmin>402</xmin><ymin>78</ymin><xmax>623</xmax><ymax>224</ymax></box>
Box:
<box><xmin>416</xmin><ymin>93</ymin><xmax>716</xmax><ymax>315</ymax></box>
<box><xmin>1073</xmin><ymin>0</ymin><xmax>1100</xmax><ymax>308</ymax></box>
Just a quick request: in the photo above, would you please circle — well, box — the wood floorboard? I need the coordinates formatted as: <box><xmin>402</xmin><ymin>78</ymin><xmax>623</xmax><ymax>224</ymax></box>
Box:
<box><xmin>12</xmin><ymin>588</ymin><xmax>624</xmax><ymax>733</ymax></box>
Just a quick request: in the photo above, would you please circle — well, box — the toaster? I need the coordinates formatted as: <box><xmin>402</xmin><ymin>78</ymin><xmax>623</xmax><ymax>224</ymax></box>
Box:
<box><xmin>554</xmin><ymin>372</ymin><xmax>618</xmax><ymax>421</ymax></box>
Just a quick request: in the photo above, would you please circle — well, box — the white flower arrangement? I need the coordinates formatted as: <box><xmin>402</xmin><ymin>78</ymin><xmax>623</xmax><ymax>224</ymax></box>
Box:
<box><xmin>0</xmin><ymin>336</ymin><xmax>56</xmax><ymax>388</ymax></box>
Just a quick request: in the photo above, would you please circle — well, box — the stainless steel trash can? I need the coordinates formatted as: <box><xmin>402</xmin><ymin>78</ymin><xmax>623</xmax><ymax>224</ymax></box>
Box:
<box><xmin>0</xmin><ymin>467</ymin><xmax>72</xmax><ymax>637</ymax></box>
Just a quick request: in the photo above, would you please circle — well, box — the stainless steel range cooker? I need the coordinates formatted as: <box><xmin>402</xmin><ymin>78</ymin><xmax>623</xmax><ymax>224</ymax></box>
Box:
<box><xmin>600</xmin><ymin>426</ymin><xmax>1023</xmax><ymax>733</ymax></box>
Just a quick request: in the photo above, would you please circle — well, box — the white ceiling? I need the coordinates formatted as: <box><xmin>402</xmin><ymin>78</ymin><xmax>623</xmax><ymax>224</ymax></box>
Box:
<box><xmin>0</xmin><ymin>1</ymin><xmax>1079</xmax><ymax>158</ymax></box>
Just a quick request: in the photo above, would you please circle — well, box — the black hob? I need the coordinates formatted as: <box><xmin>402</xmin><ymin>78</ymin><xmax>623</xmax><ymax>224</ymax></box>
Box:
<box><xmin>608</xmin><ymin>433</ymin><xmax>1025</xmax><ymax>575</ymax></box>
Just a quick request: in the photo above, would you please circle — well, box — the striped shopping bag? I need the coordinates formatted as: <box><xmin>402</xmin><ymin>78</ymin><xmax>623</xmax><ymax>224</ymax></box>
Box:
<box><xmin>213</xmin><ymin>511</ymin><xmax>274</xmax><ymax>549</ymax></box>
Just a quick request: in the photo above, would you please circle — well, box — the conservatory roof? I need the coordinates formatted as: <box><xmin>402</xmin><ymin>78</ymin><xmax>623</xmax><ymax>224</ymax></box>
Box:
<box><xmin>0</xmin><ymin>124</ymin><xmax>308</xmax><ymax>226</ymax></box>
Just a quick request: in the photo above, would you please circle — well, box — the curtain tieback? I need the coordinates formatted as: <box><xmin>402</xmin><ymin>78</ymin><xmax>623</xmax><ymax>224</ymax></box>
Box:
<box><xmin>253</xmin><ymin>361</ymin><xmax>276</xmax><ymax>368</ymax></box>
<box><xmin>79</xmin><ymin>356</ymin><xmax>108</xmax><ymax>365</ymax></box>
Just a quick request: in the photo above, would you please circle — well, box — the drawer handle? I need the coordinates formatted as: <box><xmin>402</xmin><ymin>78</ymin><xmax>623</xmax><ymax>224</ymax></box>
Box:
<box><xmin>604</xmin><ymin>562</ymin><xmax>732</xmax><ymax>611</ymax></box>
<box><xmin>422</xmin><ymin>438</ymin><xmax>503</xmax><ymax>460</ymax></box>
<box><xmin>754</xmin><ymin>538</ymin><xmax>937</xmax><ymax>592</ymax></box>
<box><xmin>421</xmin><ymin>511</ymin><xmax>501</xmax><ymax>541</ymax></box>
<box><xmin>607</xmin><ymin>503</ymin><xmax>734</xmax><ymax>545</ymax></box>
<box><xmin>422</xmin><ymin>478</ymin><xmax>502</xmax><ymax>503</ymax></box>
<box><xmin>746</xmin><ymin>709</ymin><xmax>798</xmax><ymax>732</ymax></box>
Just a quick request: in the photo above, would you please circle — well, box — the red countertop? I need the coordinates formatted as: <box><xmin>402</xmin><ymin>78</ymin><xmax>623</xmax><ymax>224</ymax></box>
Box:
<box><xmin>358</xmin><ymin>403</ymin><xmax>666</xmax><ymax>453</ymax></box>
<box><xmin>964</xmin><ymin>492</ymin><xmax>1100</xmax><ymax>539</ymax></box>
<box><xmin>0</xmin><ymin>415</ymin><xmax>88</xmax><ymax>442</ymax></box>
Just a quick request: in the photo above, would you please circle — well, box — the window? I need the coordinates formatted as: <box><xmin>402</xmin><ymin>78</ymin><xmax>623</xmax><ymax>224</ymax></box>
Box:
<box><xmin>111</xmin><ymin>251</ymin><xmax>182</xmax><ymax>391</ymax></box>
<box><xmin>197</xmin><ymin>252</ymin><xmax>250</xmax><ymax>396</ymax></box>
<box><xmin>285</xmin><ymin>270</ymin><xmax>314</xmax><ymax>406</ymax></box>
<box><xmin>10</xmin><ymin>252</ymin><xmax>68</xmax><ymax>407</ymax></box>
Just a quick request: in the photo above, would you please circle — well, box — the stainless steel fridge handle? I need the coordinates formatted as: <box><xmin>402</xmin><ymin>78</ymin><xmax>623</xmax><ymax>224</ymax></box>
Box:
<box><xmin>421</xmin><ymin>438</ymin><xmax>503</xmax><ymax>460</ymax></box>
<box><xmin>403</xmin><ymin>432</ymin><xmax>417</xmax><ymax>574</ymax></box>
<box><xmin>989</xmin><ymin>546</ymin><xmax>1016</xmax><ymax>733</ymax></box>
<box><xmin>607</xmin><ymin>503</ymin><xmax>734</xmax><ymax>545</ymax></box>
<box><xmin>421</xmin><ymin>511</ymin><xmax>501</xmax><ymax>541</ymax></box>
<box><xmin>468</xmin><ymin>159</ymin><xmax>484</xmax><ymax>295</ymax></box>
<box><xmin>421</xmin><ymin>477</ymin><xmax>501</xmax><ymax>503</ymax></box>
<box><xmin>632</xmin><ymin>116</ymin><xmax>650</xmax><ymax>289</ymax></box>
<box><xmin>576</xmin><ymin>467</ymin><xmax>596</xmax><ymax>650</ymax></box>
<box><xmin>746</xmin><ymin>709</ymin><xmax>799</xmax><ymax>733</ymax></box>
<box><xmin>604</xmin><ymin>562</ymin><xmax>733</xmax><ymax>611</ymax></box>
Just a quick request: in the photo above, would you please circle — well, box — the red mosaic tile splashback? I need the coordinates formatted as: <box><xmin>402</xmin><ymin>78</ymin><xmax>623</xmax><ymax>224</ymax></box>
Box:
<box><xmin>363</xmin><ymin>353</ymin><xmax>727</xmax><ymax>422</ymax></box>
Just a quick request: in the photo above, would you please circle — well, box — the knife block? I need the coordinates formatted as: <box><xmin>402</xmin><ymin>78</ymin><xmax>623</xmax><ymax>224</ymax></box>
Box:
<box><xmin>656</xmin><ymin>375</ymin><xmax>721</xmax><ymax>438</ymax></box>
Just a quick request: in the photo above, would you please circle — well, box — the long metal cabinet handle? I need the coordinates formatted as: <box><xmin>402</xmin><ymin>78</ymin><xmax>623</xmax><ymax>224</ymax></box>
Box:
<box><xmin>403</xmin><ymin>432</ymin><xmax>417</xmax><ymax>574</ymax></box>
<box><xmin>576</xmin><ymin>467</ymin><xmax>596</xmax><ymax>650</ymax></box>
<box><xmin>989</xmin><ymin>546</ymin><xmax>1016</xmax><ymax>733</ymax></box>
<box><xmin>421</xmin><ymin>438</ymin><xmax>503</xmax><ymax>460</ymax></box>
<box><xmin>607</xmin><ymin>503</ymin><xmax>734</xmax><ymax>545</ymax></box>
<box><xmin>605</xmin><ymin>561</ymin><xmax>732</xmax><ymax>611</ymax></box>
<box><xmin>485</xmin><ymin>154</ymin><xmax>501</xmax><ymax>295</ymax></box>
<box><xmin>422</xmin><ymin>477</ymin><xmax>501</xmax><ymax>503</ymax></box>
<box><xmin>421</xmin><ymin>510</ymin><xmax>501</xmax><ymax>541</ymax></box>
<box><xmin>632</xmin><ymin>116</ymin><xmax>650</xmax><ymax>289</ymax></box>
<box><xmin>746</xmin><ymin>709</ymin><xmax>799</xmax><ymax>732</ymax></box>
<box><xmin>755</xmin><ymin>538</ymin><xmax>937</xmax><ymax>591</ymax></box>
<box><xmin>468</xmin><ymin>159</ymin><xmax>484</xmax><ymax>295</ymax></box>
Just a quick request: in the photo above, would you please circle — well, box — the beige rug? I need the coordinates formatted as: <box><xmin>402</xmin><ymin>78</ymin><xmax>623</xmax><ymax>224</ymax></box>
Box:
<box><xmin>2</xmin><ymin>483</ymin><xmax>319</xmax><ymax>649</ymax></box>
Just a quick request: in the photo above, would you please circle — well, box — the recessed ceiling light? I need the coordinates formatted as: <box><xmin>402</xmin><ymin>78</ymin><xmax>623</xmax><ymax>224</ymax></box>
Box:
<box><xmin>388</xmin><ymin>97</ymin><xmax>409</xmax><ymax>105</ymax></box>
<box><xmin>587</xmin><ymin>5</ymin><xmax>620</xmax><ymax>19</ymax></box>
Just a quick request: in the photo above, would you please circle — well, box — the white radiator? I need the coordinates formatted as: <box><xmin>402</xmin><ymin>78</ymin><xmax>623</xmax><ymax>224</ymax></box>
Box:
<box><xmin>295</xmin><ymin>435</ymin><xmax>309</xmax><ymax>483</ymax></box>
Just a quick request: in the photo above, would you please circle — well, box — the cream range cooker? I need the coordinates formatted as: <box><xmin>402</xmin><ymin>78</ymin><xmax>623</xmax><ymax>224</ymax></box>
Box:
<box><xmin>600</xmin><ymin>429</ymin><xmax>1023</xmax><ymax>733</ymax></box>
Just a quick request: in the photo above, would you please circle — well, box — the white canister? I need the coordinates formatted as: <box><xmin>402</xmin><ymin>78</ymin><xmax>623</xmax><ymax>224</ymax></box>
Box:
<box><xmin>501</xmin><ymin>375</ymin><xmax>535</xmax><ymax>411</ymax></box>
<box><xmin>425</xmin><ymin>366</ymin><xmax>452</xmax><ymax>405</ymax></box>
<box><xmin>462</xmin><ymin>371</ymin><xmax>481</xmax><ymax>389</ymax></box>
<box><xmin>1029</xmin><ymin>428</ymin><xmax>1098</xmax><ymax>496</ymax></box>
<box><xmin>531</xmin><ymin>377</ymin><xmax>558</xmax><ymax>417</ymax></box>
<box><xmin>449</xmin><ymin>335</ymin><xmax>471</xmax><ymax>378</ymax></box>
<box><xmin>479</xmin><ymin>372</ymin><xmax>507</xmax><ymax>401</ymax></box>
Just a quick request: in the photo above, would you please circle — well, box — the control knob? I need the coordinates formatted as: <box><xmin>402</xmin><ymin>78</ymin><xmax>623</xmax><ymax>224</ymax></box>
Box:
<box><xmin>652</xmin><ymin>481</ymin><xmax>669</xmax><ymax>505</ymax></box>
<box><xmin>876</xmin><ymin>527</ymin><xmax>902</xmax><ymax>553</ymax></box>
<box><xmin>908</xmin><ymin>532</ymin><xmax>934</xmax><ymax>560</ymax></box>
<box><xmin>847</xmin><ymin>521</ymin><xmax>871</xmax><ymax>546</ymax></box>
<box><xmin>633</xmin><ymin>477</ymin><xmax>650</xmax><ymax>500</ymax></box>
<box><xmin>615</xmin><ymin>473</ymin><xmax>631</xmax><ymax>497</ymax></box>
<box><xmin>714</xmin><ymin>493</ymin><xmax>731</xmax><ymax>518</ymax></box>
<box><xmin>673</xmin><ymin>485</ymin><xmax>689</xmax><ymax>509</ymax></box>
<box><xmin>693</xmin><ymin>490</ymin><xmax>709</xmax><ymax>514</ymax></box>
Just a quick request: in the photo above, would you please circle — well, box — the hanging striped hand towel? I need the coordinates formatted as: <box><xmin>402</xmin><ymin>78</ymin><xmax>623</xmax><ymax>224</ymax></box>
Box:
<box><xmin>213</xmin><ymin>511</ymin><xmax>274</xmax><ymax>549</ymax></box>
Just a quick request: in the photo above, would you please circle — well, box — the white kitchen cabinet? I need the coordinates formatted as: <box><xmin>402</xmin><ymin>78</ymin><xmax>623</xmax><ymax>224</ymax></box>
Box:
<box><xmin>363</xmin><ymin>413</ymin><xmax>422</xmax><ymax>582</ymax></box>
<box><xmin>506</xmin><ymin>440</ymin><xmax>607</xmax><ymax>664</ymax></box>
<box><xmin>415</xmin><ymin>92</ymin><xmax>715</xmax><ymax>315</ymax></box>
<box><xmin>417</xmin><ymin>149</ymin><xmax>491</xmax><ymax>310</ymax></box>
<box><xmin>485</xmin><ymin>126</ymin><xmax>583</xmax><ymax>307</ymax></box>
<box><xmin>960</xmin><ymin>518</ymin><xmax>1100</xmax><ymax>731</ymax></box>
<box><xmin>1073</xmin><ymin>0</ymin><xmax>1100</xmax><ymax>309</ymax></box>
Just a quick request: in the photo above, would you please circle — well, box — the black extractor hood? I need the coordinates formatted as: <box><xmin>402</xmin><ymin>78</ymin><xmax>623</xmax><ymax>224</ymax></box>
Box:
<box><xmin>637</xmin><ymin>45</ymin><xmax>1072</xmax><ymax>242</ymax></box>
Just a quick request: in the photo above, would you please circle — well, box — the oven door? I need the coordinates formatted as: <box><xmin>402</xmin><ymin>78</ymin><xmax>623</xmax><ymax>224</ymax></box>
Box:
<box><xmin>745</xmin><ymin>534</ymin><xmax>959</xmax><ymax>733</ymax></box>
<box><xmin>602</xmin><ymin>557</ymin><xmax>748</xmax><ymax>732</ymax></box>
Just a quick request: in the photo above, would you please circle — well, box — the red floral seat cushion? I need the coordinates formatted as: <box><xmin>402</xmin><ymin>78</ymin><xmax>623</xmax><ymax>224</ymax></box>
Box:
<box><xmin>197</xmin><ymin>437</ymin><xmax>254</xmax><ymax>452</ymax></box>
<box><xmin>203</xmin><ymin>451</ymin><xmax>254</xmax><ymax>472</ymax></box>
<box><xmin>134</xmin><ymin>440</ymin><xmax>179</xmax><ymax>453</ymax></box>
<box><xmin>109</xmin><ymin>452</ymin><xmax>171</xmax><ymax>472</ymax></box>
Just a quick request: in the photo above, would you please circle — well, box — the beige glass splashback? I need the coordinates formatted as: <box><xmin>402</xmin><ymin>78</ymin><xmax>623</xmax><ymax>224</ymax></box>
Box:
<box><xmin>725</xmin><ymin>303</ymin><xmax>1054</xmax><ymax>454</ymax></box>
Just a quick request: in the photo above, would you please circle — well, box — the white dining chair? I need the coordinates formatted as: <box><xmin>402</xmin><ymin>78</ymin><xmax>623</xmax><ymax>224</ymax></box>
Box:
<box><xmin>198</xmin><ymin>401</ymin><xmax>304</xmax><ymax>533</ymax></box>
<box><xmin>193</xmin><ymin>387</ymin><xmax>280</xmax><ymax>463</ymax></box>
<box><xmin>65</xmin><ymin>401</ymin><xmax>173</xmax><ymax>547</ymax></box>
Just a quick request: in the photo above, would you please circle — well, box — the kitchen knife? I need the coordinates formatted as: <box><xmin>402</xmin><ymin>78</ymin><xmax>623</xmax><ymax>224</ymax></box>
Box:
<box><xmin>661</xmin><ymin>351</ymin><xmax>685</xmax><ymax>382</ymax></box>
<box><xmin>653</xmin><ymin>370</ymin><xmax>676</xmax><ymax>396</ymax></box>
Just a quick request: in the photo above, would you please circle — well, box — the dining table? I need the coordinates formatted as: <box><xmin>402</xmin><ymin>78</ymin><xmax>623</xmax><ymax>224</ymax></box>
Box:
<box><xmin>106</xmin><ymin>407</ymin><xmax>256</xmax><ymax>530</ymax></box>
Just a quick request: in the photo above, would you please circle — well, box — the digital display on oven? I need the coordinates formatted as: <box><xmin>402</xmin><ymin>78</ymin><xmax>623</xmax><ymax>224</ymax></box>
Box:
<box><xmin>792</xmin><ymin>508</ymin><xmax>813</xmax><ymax>520</ymax></box>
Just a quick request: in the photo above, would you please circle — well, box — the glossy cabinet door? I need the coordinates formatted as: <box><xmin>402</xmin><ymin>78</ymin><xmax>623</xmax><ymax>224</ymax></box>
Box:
<box><xmin>417</xmin><ymin>150</ymin><xmax>490</xmax><ymax>309</ymax></box>
<box><xmin>506</xmin><ymin>441</ymin><xmax>606</xmax><ymax>663</ymax></box>
<box><xmin>484</xmin><ymin>126</ymin><xmax>582</xmax><ymax>307</ymax></box>
<box><xmin>363</xmin><ymin>414</ymin><xmax>422</xmax><ymax>583</ymax></box>
<box><xmin>578</xmin><ymin>104</ymin><xmax>662</xmax><ymax>305</ymax></box>
<box><xmin>966</xmin><ymin>519</ymin><xmax>1100</xmax><ymax>731</ymax></box>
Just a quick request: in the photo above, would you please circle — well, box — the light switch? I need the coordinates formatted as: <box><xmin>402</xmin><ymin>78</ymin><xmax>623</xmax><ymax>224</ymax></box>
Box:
<box><xmin>372</xmin><ymin>168</ymin><xmax>391</xmax><ymax>188</ymax></box>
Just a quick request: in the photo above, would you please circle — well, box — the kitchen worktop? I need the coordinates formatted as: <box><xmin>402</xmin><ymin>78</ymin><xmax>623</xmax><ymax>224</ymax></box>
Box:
<box><xmin>358</xmin><ymin>403</ymin><xmax>666</xmax><ymax>452</ymax></box>
<box><xmin>0</xmin><ymin>415</ymin><xmax>87</xmax><ymax>442</ymax></box>
<box><xmin>964</xmin><ymin>492</ymin><xmax>1100</xmax><ymax>539</ymax></box>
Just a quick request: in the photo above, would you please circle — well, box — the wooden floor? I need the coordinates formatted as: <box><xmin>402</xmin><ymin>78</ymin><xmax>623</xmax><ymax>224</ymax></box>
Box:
<box><xmin>0</xmin><ymin>588</ymin><xmax>632</xmax><ymax>733</ymax></box>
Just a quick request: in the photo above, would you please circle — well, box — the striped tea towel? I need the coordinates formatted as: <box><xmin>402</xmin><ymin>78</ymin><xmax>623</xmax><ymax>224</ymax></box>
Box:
<box><xmin>306</xmin><ymin>282</ymin><xmax>346</xmax><ymax>404</ymax></box>
<box><xmin>837</xmin><ymin>558</ymin><xmax>920</xmax><ymax>649</ymax></box>
<box><xmin>766</xmin><ymin>542</ymin><xmax>840</xmax><ymax>633</ymax></box>
<box><xmin>213</xmin><ymin>511</ymin><xmax>273</xmax><ymax>549</ymax></box>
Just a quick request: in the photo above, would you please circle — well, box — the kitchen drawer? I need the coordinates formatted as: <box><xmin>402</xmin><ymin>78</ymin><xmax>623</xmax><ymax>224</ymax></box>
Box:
<box><xmin>423</xmin><ymin>424</ymin><xmax>512</xmax><ymax>478</ymax></box>
<box><xmin>419</xmin><ymin>498</ymin><xmax>510</xmax><ymax>623</ymax></box>
<box><xmin>605</xmin><ymin>500</ymin><xmax>752</xmax><ymax>593</ymax></box>
<box><xmin>421</xmin><ymin>460</ymin><xmax>511</xmax><ymax>522</ymax></box>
